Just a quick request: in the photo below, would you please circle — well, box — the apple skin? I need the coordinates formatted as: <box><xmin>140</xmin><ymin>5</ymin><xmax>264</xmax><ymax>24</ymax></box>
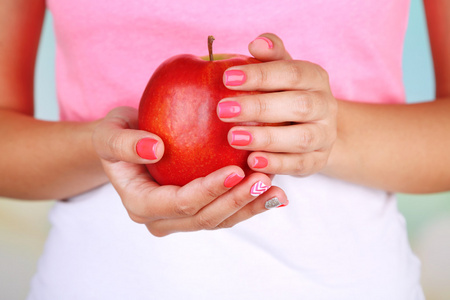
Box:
<box><xmin>138</xmin><ymin>53</ymin><xmax>262</xmax><ymax>186</ymax></box>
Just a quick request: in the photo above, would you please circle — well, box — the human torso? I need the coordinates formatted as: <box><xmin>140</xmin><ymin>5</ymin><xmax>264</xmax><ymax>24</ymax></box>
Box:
<box><xmin>28</xmin><ymin>1</ymin><xmax>423</xmax><ymax>299</ymax></box>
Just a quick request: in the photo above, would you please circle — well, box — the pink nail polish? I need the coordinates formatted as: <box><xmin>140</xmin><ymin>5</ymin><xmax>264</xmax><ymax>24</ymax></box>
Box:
<box><xmin>224</xmin><ymin>172</ymin><xmax>245</xmax><ymax>188</ymax></box>
<box><xmin>224</xmin><ymin>70</ymin><xmax>246</xmax><ymax>86</ymax></box>
<box><xmin>250</xmin><ymin>181</ymin><xmax>270</xmax><ymax>196</ymax></box>
<box><xmin>218</xmin><ymin>101</ymin><xmax>241</xmax><ymax>118</ymax></box>
<box><xmin>253</xmin><ymin>36</ymin><xmax>274</xmax><ymax>49</ymax></box>
<box><xmin>136</xmin><ymin>138</ymin><xmax>158</xmax><ymax>160</ymax></box>
<box><xmin>252</xmin><ymin>156</ymin><xmax>268</xmax><ymax>169</ymax></box>
<box><xmin>230</xmin><ymin>130</ymin><xmax>252</xmax><ymax>146</ymax></box>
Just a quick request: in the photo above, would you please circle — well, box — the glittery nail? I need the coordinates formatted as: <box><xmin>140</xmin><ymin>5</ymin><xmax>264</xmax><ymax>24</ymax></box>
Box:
<box><xmin>265</xmin><ymin>197</ymin><xmax>282</xmax><ymax>209</ymax></box>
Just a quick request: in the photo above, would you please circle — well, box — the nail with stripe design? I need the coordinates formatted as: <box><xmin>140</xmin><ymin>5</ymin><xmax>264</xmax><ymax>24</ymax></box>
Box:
<box><xmin>250</xmin><ymin>181</ymin><xmax>270</xmax><ymax>197</ymax></box>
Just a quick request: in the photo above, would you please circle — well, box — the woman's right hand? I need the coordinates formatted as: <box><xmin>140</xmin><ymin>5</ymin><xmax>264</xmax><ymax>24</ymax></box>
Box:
<box><xmin>92</xmin><ymin>106</ymin><xmax>288</xmax><ymax>237</ymax></box>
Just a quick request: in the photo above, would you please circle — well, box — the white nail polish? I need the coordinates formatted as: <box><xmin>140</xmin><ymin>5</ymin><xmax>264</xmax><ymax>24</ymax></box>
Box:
<box><xmin>250</xmin><ymin>181</ymin><xmax>270</xmax><ymax>196</ymax></box>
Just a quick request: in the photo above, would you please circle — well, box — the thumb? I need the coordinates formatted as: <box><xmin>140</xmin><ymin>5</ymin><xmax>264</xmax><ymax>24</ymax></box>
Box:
<box><xmin>93</xmin><ymin>106</ymin><xmax>165</xmax><ymax>164</ymax></box>
<box><xmin>248</xmin><ymin>33</ymin><xmax>292</xmax><ymax>61</ymax></box>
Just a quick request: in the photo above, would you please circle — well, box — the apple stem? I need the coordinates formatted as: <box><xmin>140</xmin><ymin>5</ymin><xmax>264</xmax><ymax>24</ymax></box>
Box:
<box><xmin>208</xmin><ymin>35</ymin><xmax>215</xmax><ymax>62</ymax></box>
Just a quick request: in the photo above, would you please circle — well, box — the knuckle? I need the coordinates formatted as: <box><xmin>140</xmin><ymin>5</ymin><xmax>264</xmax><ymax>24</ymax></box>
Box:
<box><xmin>254</xmin><ymin>94</ymin><xmax>269</xmax><ymax>119</ymax></box>
<box><xmin>195</xmin><ymin>214</ymin><xmax>217</xmax><ymax>230</ymax></box>
<box><xmin>173</xmin><ymin>198</ymin><xmax>198</xmax><ymax>217</ymax></box>
<box><xmin>296</xmin><ymin>129</ymin><xmax>315</xmax><ymax>152</ymax></box>
<box><xmin>316</xmin><ymin>64</ymin><xmax>330</xmax><ymax>83</ymax></box>
<box><xmin>294</xmin><ymin>155</ymin><xmax>322</xmax><ymax>176</ymax></box>
<box><xmin>255</xmin><ymin>66</ymin><xmax>269</xmax><ymax>88</ymax></box>
<box><xmin>248</xmin><ymin>204</ymin><xmax>260</xmax><ymax>216</ymax></box>
<box><xmin>307</xmin><ymin>158</ymin><xmax>325</xmax><ymax>176</ymax></box>
<box><xmin>315</xmin><ymin>157</ymin><xmax>328</xmax><ymax>172</ymax></box>
<box><xmin>293</xmin><ymin>156</ymin><xmax>311</xmax><ymax>176</ymax></box>
<box><xmin>229</xmin><ymin>196</ymin><xmax>248</xmax><ymax>210</ymax></box>
<box><xmin>293</xmin><ymin>93</ymin><xmax>314</xmax><ymax>120</ymax></box>
<box><xmin>216</xmin><ymin>220</ymin><xmax>235</xmax><ymax>229</ymax></box>
<box><xmin>309</xmin><ymin>158</ymin><xmax>321</xmax><ymax>174</ymax></box>
<box><xmin>199</xmin><ymin>177</ymin><xmax>222</xmax><ymax>201</ymax></box>
<box><xmin>286</xmin><ymin>62</ymin><xmax>303</xmax><ymax>85</ymax></box>
<box><xmin>293</xmin><ymin>159</ymin><xmax>306</xmax><ymax>175</ymax></box>
<box><xmin>259</xmin><ymin>128</ymin><xmax>279</xmax><ymax>149</ymax></box>
<box><xmin>107</xmin><ymin>132</ymin><xmax>127</xmax><ymax>160</ymax></box>
<box><xmin>272</xmin><ymin>156</ymin><xmax>287</xmax><ymax>174</ymax></box>
<box><xmin>328</xmin><ymin>96</ymin><xmax>338</xmax><ymax>116</ymax></box>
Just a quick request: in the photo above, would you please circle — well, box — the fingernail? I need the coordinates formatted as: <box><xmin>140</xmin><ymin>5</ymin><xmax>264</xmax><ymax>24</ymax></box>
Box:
<box><xmin>230</xmin><ymin>130</ymin><xmax>252</xmax><ymax>146</ymax></box>
<box><xmin>136</xmin><ymin>138</ymin><xmax>158</xmax><ymax>160</ymax></box>
<box><xmin>250</xmin><ymin>181</ymin><xmax>270</xmax><ymax>196</ymax></box>
<box><xmin>218</xmin><ymin>101</ymin><xmax>241</xmax><ymax>118</ymax></box>
<box><xmin>224</xmin><ymin>172</ymin><xmax>245</xmax><ymax>188</ymax></box>
<box><xmin>253</xmin><ymin>36</ymin><xmax>274</xmax><ymax>49</ymax></box>
<box><xmin>265</xmin><ymin>197</ymin><xmax>289</xmax><ymax>209</ymax></box>
<box><xmin>224</xmin><ymin>69</ymin><xmax>246</xmax><ymax>86</ymax></box>
<box><xmin>252</xmin><ymin>156</ymin><xmax>268</xmax><ymax>169</ymax></box>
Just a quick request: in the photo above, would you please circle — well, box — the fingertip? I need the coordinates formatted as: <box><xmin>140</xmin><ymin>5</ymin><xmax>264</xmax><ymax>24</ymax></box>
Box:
<box><xmin>247</xmin><ymin>153</ymin><xmax>274</xmax><ymax>174</ymax></box>
<box><xmin>228</xmin><ymin>128</ymin><xmax>253</xmax><ymax>147</ymax></box>
<box><xmin>224</xmin><ymin>172</ymin><xmax>245</xmax><ymax>188</ymax></box>
<box><xmin>136</xmin><ymin>138</ymin><xmax>158</xmax><ymax>160</ymax></box>
<box><xmin>217</xmin><ymin>99</ymin><xmax>242</xmax><ymax>119</ymax></box>
<box><xmin>250</xmin><ymin>179</ymin><xmax>271</xmax><ymax>197</ymax></box>
<box><xmin>250</xmin><ymin>155</ymin><xmax>269</xmax><ymax>169</ymax></box>
<box><xmin>264</xmin><ymin>195</ymin><xmax>289</xmax><ymax>210</ymax></box>
<box><xmin>251</xmin><ymin>36</ymin><xmax>274</xmax><ymax>50</ymax></box>
<box><xmin>255</xmin><ymin>185</ymin><xmax>288</xmax><ymax>210</ymax></box>
<box><xmin>136</xmin><ymin>136</ymin><xmax>165</xmax><ymax>162</ymax></box>
<box><xmin>223</xmin><ymin>69</ymin><xmax>247</xmax><ymax>88</ymax></box>
<box><xmin>248</xmin><ymin>33</ymin><xmax>292</xmax><ymax>61</ymax></box>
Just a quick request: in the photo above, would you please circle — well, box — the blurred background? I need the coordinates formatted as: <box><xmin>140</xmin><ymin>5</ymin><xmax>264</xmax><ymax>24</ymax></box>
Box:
<box><xmin>1</xmin><ymin>0</ymin><xmax>449</xmax><ymax>299</ymax></box>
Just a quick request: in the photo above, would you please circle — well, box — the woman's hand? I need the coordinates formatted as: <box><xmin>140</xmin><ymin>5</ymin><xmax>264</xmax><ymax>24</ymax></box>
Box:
<box><xmin>92</xmin><ymin>106</ymin><xmax>288</xmax><ymax>237</ymax></box>
<box><xmin>219</xmin><ymin>33</ymin><xmax>337</xmax><ymax>176</ymax></box>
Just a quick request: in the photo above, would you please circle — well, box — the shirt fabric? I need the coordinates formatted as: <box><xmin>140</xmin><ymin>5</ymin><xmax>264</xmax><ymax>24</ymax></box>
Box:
<box><xmin>28</xmin><ymin>1</ymin><xmax>424</xmax><ymax>299</ymax></box>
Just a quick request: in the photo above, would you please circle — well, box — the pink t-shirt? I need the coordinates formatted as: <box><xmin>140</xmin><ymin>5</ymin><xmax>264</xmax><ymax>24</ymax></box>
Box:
<box><xmin>48</xmin><ymin>0</ymin><xmax>409</xmax><ymax>122</ymax></box>
<box><xmin>29</xmin><ymin>1</ymin><xmax>424</xmax><ymax>300</ymax></box>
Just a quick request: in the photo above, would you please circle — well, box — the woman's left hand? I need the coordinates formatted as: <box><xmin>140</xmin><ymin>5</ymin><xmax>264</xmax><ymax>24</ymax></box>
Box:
<box><xmin>218</xmin><ymin>33</ymin><xmax>337</xmax><ymax>176</ymax></box>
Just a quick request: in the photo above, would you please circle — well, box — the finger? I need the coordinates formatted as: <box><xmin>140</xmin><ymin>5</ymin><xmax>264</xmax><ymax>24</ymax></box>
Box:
<box><xmin>227</xmin><ymin>123</ymin><xmax>333</xmax><ymax>153</ymax></box>
<box><xmin>93</xmin><ymin>106</ymin><xmax>165</xmax><ymax>163</ymax></box>
<box><xmin>146</xmin><ymin>172</ymin><xmax>272</xmax><ymax>236</ymax></box>
<box><xmin>247</xmin><ymin>151</ymin><xmax>330</xmax><ymax>176</ymax></box>
<box><xmin>100</xmin><ymin>157</ymin><xmax>161</xmax><ymax>225</ymax></box>
<box><xmin>223</xmin><ymin>60</ymin><xmax>329</xmax><ymax>92</ymax></box>
<box><xmin>217</xmin><ymin>186</ymin><xmax>289</xmax><ymax>229</ymax></box>
<box><xmin>218</xmin><ymin>90</ymin><xmax>332</xmax><ymax>123</ymax></box>
<box><xmin>124</xmin><ymin>166</ymin><xmax>246</xmax><ymax>225</ymax></box>
<box><xmin>248</xmin><ymin>33</ymin><xmax>292</xmax><ymax>61</ymax></box>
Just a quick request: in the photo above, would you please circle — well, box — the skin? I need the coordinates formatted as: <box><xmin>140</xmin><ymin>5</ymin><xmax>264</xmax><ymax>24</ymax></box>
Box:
<box><xmin>0</xmin><ymin>0</ymin><xmax>448</xmax><ymax>236</ymax></box>
<box><xmin>223</xmin><ymin>1</ymin><xmax>450</xmax><ymax>194</ymax></box>
<box><xmin>0</xmin><ymin>0</ymin><xmax>287</xmax><ymax>237</ymax></box>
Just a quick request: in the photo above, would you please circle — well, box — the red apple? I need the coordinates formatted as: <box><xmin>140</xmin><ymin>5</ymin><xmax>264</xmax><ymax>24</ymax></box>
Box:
<box><xmin>138</xmin><ymin>37</ymin><xmax>262</xmax><ymax>186</ymax></box>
